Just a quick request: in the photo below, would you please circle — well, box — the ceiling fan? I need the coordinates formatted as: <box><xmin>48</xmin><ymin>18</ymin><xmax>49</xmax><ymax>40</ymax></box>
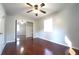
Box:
<box><xmin>26</xmin><ymin>3</ymin><xmax>46</xmax><ymax>16</ymax></box>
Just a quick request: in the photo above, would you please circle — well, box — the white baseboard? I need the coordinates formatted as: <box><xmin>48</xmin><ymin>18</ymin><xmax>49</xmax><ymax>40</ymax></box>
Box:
<box><xmin>34</xmin><ymin>37</ymin><xmax>79</xmax><ymax>50</ymax></box>
<box><xmin>6</xmin><ymin>41</ymin><xmax>15</xmax><ymax>44</ymax></box>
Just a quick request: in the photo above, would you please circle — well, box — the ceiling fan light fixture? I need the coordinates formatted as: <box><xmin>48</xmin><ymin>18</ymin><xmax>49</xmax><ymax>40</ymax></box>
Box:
<box><xmin>33</xmin><ymin>10</ymin><xmax>39</xmax><ymax>13</ymax></box>
<box><xmin>26</xmin><ymin>3</ymin><xmax>46</xmax><ymax>16</ymax></box>
<box><xmin>18</xmin><ymin>19</ymin><xmax>26</xmax><ymax>24</ymax></box>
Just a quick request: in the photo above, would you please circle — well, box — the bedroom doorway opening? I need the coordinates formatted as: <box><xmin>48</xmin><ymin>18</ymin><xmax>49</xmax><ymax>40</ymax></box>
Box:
<box><xmin>15</xmin><ymin>20</ymin><xmax>33</xmax><ymax>46</ymax></box>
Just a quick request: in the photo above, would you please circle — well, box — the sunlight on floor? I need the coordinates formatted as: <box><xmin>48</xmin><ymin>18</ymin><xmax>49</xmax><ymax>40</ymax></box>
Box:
<box><xmin>44</xmin><ymin>48</ymin><xmax>53</xmax><ymax>55</ymax></box>
<box><xmin>65</xmin><ymin>36</ymin><xmax>76</xmax><ymax>55</ymax></box>
<box><xmin>69</xmin><ymin>48</ymin><xmax>76</xmax><ymax>55</ymax></box>
<box><xmin>20</xmin><ymin>46</ymin><xmax>24</xmax><ymax>54</ymax></box>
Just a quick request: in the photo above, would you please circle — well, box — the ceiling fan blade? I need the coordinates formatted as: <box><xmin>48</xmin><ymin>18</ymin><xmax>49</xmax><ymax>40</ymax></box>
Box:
<box><xmin>26</xmin><ymin>3</ymin><xmax>33</xmax><ymax>7</ymax></box>
<box><xmin>40</xmin><ymin>3</ymin><xmax>45</xmax><ymax>7</ymax></box>
<box><xmin>27</xmin><ymin>10</ymin><xmax>33</xmax><ymax>13</ymax></box>
<box><xmin>40</xmin><ymin>10</ymin><xmax>46</xmax><ymax>14</ymax></box>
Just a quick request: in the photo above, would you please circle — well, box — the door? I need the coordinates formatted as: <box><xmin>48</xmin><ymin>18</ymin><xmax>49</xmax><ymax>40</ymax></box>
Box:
<box><xmin>26</xmin><ymin>22</ymin><xmax>33</xmax><ymax>38</ymax></box>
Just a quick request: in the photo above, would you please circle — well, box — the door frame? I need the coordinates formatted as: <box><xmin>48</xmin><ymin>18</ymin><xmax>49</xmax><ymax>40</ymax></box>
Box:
<box><xmin>15</xmin><ymin>20</ymin><xmax>17</xmax><ymax>44</ymax></box>
<box><xmin>15</xmin><ymin>20</ymin><xmax>34</xmax><ymax>42</ymax></box>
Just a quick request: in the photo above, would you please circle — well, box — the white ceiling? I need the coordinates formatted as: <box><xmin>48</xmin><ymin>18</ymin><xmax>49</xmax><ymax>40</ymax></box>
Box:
<box><xmin>2</xmin><ymin>3</ymin><xmax>71</xmax><ymax>19</ymax></box>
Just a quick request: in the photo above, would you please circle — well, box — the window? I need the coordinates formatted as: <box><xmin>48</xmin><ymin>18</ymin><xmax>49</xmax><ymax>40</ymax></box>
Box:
<box><xmin>44</xmin><ymin>18</ymin><xmax>53</xmax><ymax>32</ymax></box>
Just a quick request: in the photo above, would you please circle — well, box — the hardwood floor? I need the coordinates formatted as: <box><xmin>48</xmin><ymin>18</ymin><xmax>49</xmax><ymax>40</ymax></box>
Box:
<box><xmin>2</xmin><ymin>35</ymin><xmax>79</xmax><ymax>55</ymax></box>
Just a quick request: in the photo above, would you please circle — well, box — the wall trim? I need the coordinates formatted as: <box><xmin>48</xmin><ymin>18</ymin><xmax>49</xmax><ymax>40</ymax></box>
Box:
<box><xmin>6</xmin><ymin>41</ymin><xmax>15</xmax><ymax>44</ymax></box>
<box><xmin>34</xmin><ymin>37</ymin><xmax>79</xmax><ymax>50</ymax></box>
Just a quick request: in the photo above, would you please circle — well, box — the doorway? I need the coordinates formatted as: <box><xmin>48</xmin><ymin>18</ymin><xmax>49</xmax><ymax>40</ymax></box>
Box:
<box><xmin>15</xmin><ymin>20</ymin><xmax>33</xmax><ymax>41</ymax></box>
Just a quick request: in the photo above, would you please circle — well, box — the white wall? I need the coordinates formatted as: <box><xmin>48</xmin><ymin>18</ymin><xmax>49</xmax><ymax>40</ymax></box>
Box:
<box><xmin>0</xmin><ymin>4</ymin><xmax>6</xmax><ymax>54</ymax></box>
<box><xmin>5</xmin><ymin>15</ymin><xmax>16</xmax><ymax>43</ymax></box>
<box><xmin>53</xmin><ymin>4</ymin><xmax>79</xmax><ymax>49</ymax></box>
<box><xmin>34</xmin><ymin>4</ymin><xmax>79</xmax><ymax>50</ymax></box>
